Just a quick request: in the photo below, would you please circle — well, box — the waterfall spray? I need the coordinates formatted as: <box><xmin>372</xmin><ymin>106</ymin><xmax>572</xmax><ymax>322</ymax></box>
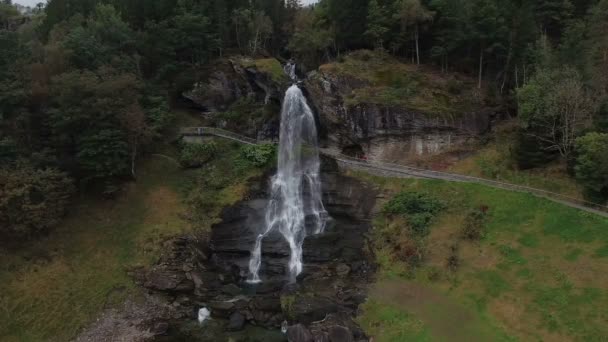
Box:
<box><xmin>248</xmin><ymin>82</ymin><xmax>328</xmax><ymax>283</ymax></box>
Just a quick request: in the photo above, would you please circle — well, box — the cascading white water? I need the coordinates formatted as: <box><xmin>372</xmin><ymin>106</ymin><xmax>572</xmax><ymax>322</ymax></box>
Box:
<box><xmin>284</xmin><ymin>61</ymin><xmax>297</xmax><ymax>81</ymax></box>
<box><xmin>248</xmin><ymin>83</ymin><xmax>328</xmax><ymax>283</ymax></box>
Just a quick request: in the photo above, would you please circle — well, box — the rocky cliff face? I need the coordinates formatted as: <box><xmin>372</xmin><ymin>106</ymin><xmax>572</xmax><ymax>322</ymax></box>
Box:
<box><xmin>183</xmin><ymin>57</ymin><xmax>288</xmax><ymax>140</ymax></box>
<box><xmin>304</xmin><ymin>51</ymin><xmax>495</xmax><ymax>163</ymax></box>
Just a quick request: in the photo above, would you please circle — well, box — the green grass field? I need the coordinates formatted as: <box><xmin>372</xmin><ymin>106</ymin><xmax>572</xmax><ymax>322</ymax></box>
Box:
<box><xmin>354</xmin><ymin>171</ymin><xmax>608</xmax><ymax>342</ymax></box>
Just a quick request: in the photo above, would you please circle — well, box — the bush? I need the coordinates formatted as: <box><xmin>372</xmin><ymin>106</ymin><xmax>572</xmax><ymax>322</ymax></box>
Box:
<box><xmin>383</xmin><ymin>191</ymin><xmax>444</xmax><ymax>237</ymax></box>
<box><xmin>179</xmin><ymin>142</ymin><xmax>217</xmax><ymax>168</ymax></box>
<box><xmin>461</xmin><ymin>206</ymin><xmax>489</xmax><ymax>240</ymax></box>
<box><xmin>0</xmin><ymin>163</ymin><xmax>74</xmax><ymax>239</ymax></box>
<box><xmin>240</xmin><ymin>144</ymin><xmax>276</xmax><ymax>168</ymax></box>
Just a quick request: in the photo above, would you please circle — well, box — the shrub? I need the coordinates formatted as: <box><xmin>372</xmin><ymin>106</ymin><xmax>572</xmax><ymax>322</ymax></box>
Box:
<box><xmin>574</xmin><ymin>133</ymin><xmax>608</xmax><ymax>203</ymax></box>
<box><xmin>383</xmin><ymin>191</ymin><xmax>444</xmax><ymax>238</ymax></box>
<box><xmin>179</xmin><ymin>142</ymin><xmax>217</xmax><ymax>168</ymax></box>
<box><xmin>0</xmin><ymin>162</ymin><xmax>74</xmax><ymax>239</ymax></box>
<box><xmin>461</xmin><ymin>206</ymin><xmax>489</xmax><ymax>241</ymax></box>
<box><xmin>240</xmin><ymin>144</ymin><xmax>276</xmax><ymax>168</ymax></box>
<box><xmin>447</xmin><ymin>244</ymin><xmax>460</xmax><ymax>271</ymax></box>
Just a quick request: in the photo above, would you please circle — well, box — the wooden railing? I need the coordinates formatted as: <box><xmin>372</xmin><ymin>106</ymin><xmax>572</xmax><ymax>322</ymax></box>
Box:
<box><xmin>181</xmin><ymin>127</ymin><xmax>608</xmax><ymax>217</ymax></box>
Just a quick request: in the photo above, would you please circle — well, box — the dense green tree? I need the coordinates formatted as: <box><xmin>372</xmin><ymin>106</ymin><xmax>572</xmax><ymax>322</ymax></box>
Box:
<box><xmin>470</xmin><ymin>0</ymin><xmax>507</xmax><ymax>88</ymax></box>
<box><xmin>48</xmin><ymin>68</ymin><xmax>143</xmax><ymax>181</ymax></box>
<box><xmin>365</xmin><ymin>0</ymin><xmax>390</xmax><ymax>49</ymax></box>
<box><xmin>517</xmin><ymin>68</ymin><xmax>594</xmax><ymax>160</ymax></box>
<box><xmin>574</xmin><ymin>132</ymin><xmax>608</xmax><ymax>202</ymax></box>
<box><xmin>534</xmin><ymin>0</ymin><xmax>573</xmax><ymax>38</ymax></box>
<box><xmin>393</xmin><ymin>0</ymin><xmax>434</xmax><ymax>64</ymax></box>
<box><xmin>322</xmin><ymin>0</ymin><xmax>370</xmax><ymax>50</ymax></box>
<box><xmin>288</xmin><ymin>7</ymin><xmax>334</xmax><ymax>67</ymax></box>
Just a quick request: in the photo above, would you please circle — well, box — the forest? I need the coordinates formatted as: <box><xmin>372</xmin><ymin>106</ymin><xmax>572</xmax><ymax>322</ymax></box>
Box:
<box><xmin>1</xmin><ymin>0</ymin><xmax>607</xmax><ymax>240</ymax></box>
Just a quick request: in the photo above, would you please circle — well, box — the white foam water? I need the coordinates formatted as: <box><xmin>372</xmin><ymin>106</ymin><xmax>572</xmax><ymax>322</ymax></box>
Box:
<box><xmin>248</xmin><ymin>84</ymin><xmax>328</xmax><ymax>283</ymax></box>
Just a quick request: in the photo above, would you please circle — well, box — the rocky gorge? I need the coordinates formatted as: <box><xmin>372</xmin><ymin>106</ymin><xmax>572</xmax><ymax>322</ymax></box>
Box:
<box><xmin>136</xmin><ymin>158</ymin><xmax>377</xmax><ymax>341</ymax></box>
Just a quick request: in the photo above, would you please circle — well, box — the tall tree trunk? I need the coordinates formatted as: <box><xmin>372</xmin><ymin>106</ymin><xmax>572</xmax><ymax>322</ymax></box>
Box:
<box><xmin>235</xmin><ymin>22</ymin><xmax>241</xmax><ymax>52</ymax></box>
<box><xmin>501</xmin><ymin>32</ymin><xmax>515</xmax><ymax>94</ymax></box>
<box><xmin>415</xmin><ymin>24</ymin><xmax>420</xmax><ymax>65</ymax></box>
<box><xmin>131</xmin><ymin>145</ymin><xmax>137</xmax><ymax>179</ymax></box>
<box><xmin>478</xmin><ymin>48</ymin><xmax>484</xmax><ymax>89</ymax></box>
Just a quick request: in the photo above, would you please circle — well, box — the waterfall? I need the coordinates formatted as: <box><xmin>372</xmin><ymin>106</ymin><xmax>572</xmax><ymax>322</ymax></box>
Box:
<box><xmin>248</xmin><ymin>84</ymin><xmax>328</xmax><ymax>283</ymax></box>
<box><xmin>284</xmin><ymin>60</ymin><xmax>297</xmax><ymax>81</ymax></box>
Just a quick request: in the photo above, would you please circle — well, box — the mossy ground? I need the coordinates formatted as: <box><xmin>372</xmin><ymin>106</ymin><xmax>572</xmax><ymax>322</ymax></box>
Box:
<box><xmin>318</xmin><ymin>50</ymin><xmax>485</xmax><ymax>117</ymax></box>
<box><xmin>353</xmin><ymin>171</ymin><xmax>608</xmax><ymax>342</ymax></box>
<box><xmin>0</xmin><ymin>111</ymin><xmax>267</xmax><ymax>341</ymax></box>
<box><xmin>238</xmin><ymin>56</ymin><xmax>288</xmax><ymax>84</ymax></box>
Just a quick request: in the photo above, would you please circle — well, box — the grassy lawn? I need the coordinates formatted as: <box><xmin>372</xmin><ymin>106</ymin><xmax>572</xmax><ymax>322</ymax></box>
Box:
<box><xmin>353</xmin><ymin>171</ymin><xmax>608</xmax><ymax>342</ymax></box>
<box><xmin>0</xmin><ymin>131</ymin><xmax>267</xmax><ymax>341</ymax></box>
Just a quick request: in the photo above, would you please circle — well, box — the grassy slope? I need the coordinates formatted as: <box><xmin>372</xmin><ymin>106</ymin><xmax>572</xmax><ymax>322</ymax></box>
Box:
<box><xmin>353</xmin><ymin>171</ymin><xmax>608</xmax><ymax>342</ymax></box>
<box><xmin>0</xmin><ymin>110</ymin><xmax>265</xmax><ymax>341</ymax></box>
<box><xmin>0</xmin><ymin>157</ymin><xmax>188</xmax><ymax>341</ymax></box>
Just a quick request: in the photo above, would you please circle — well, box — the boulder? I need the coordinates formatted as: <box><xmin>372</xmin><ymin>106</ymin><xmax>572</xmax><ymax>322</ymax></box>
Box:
<box><xmin>151</xmin><ymin>322</ymin><xmax>169</xmax><ymax>336</ymax></box>
<box><xmin>328</xmin><ymin>326</ymin><xmax>354</xmax><ymax>342</ymax></box>
<box><xmin>144</xmin><ymin>267</ymin><xmax>191</xmax><ymax>292</ymax></box>
<box><xmin>292</xmin><ymin>297</ymin><xmax>339</xmax><ymax>324</ymax></box>
<box><xmin>287</xmin><ymin>324</ymin><xmax>314</xmax><ymax>342</ymax></box>
<box><xmin>208</xmin><ymin>301</ymin><xmax>235</xmax><ymax>318</ymax></box>
<box><xmin>227</xmin><ymin>312</ymin><xmax>246</xmax><ymax>331</ymax></box>
<box><xmin>220</xmin><ymin>283</ymin><xmax>242</xmax><ymax>296</ymax></box>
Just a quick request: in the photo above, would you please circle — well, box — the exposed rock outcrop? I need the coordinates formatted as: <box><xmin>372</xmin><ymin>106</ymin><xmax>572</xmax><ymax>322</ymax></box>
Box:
<box><xmin>183</xmin><ymin>57</ymin><xmax>289</xmax><ymax>141</ymax></box>
<box><xmin>304</xmin><ymin>51</ymin><xmax>496</xmax><ymax>163</ymax></box>
<box><xmin>137</xmin><ymin>159</ymin><xmax>377</xmax><ymax>340</ymax></box>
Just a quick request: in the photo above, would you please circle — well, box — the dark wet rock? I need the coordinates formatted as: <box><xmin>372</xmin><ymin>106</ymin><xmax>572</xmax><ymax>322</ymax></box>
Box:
<box><xmin>209</xmin><ymin>301</ymin><xmax>235</xmax><ymax>318</ymax></box>
<box><xmin>255</xmin><ymin>279</ymin><xmax>286</xmax><ymax>294</ymax></box>
<box><xmin>151</xmin><ymin>321</ymin><xmax>170</xmax><ymax>335</ymax></box>
<box><xmin>228</xmin><ymin>312</ymin><xmax>246</xmax><ymax>331</ymax></box>
<box><xmin>221</xmin><ymin>283</ymin><xmax>242</xmax><ymax>296</ymax></box>
<box><xmin>328</xmin><ymin>326</ymin><xmax>354</xmax><ymax>342</ymax></box>
<box><xmin>314</xmin><ymin>333</ymin><xmax>330</xmax><ymax>342</ymax></box>
<box><xmin>182</xmin><ymin>57</ymin><xmax>285</xmax><ymax>140</ymax></box>
<box><xmin>143</xmin><ymin>267</ymin><xmax>193</xmax><ymax>293</ymax></box>
<box><xmin>292</xmin><ymin>297</ymin><xmax>339</xmax><ymax>324</ymax></box>
<box><xmin>251</xmin><ymin>296</ymin><xmax>282</xmax><ymax>312</ymax></box>
<box><xmin>132</xmin><ymin>170</ymin><xmax>377</xmax><ymax>338</ymax></box>
<box><xmin>335</xmin><ymin>264</ymin><xmax>351</xmax><ymax>277</ymax></box>
<box><xmin>287</xmin><ymin>324</ymin><xmax>314</xmax><ymax>342</ymax></box>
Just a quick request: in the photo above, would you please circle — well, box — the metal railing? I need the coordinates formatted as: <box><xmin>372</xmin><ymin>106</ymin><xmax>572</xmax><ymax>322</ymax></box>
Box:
<box><xmin>181</xmin><ymin>127</ymin><xmax>608</xmax><ymax>217</ymax></box>
<box><xmin>181</xmin><ymin>127</ymin><xmax>258</xmax><ymax>145</ymax></box>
